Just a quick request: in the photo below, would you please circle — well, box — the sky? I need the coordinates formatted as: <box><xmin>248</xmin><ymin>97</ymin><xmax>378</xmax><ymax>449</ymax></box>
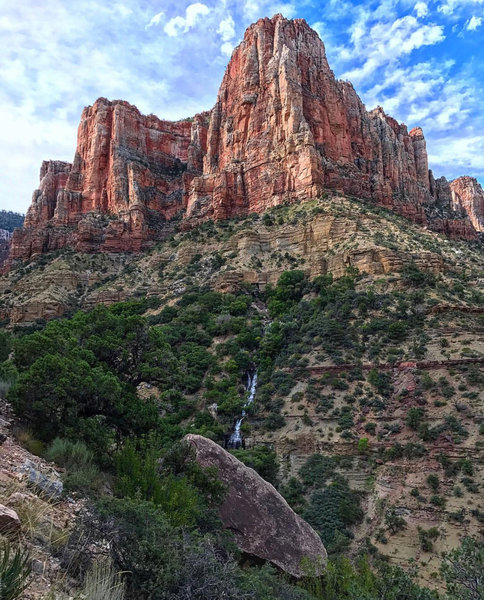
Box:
<box><xmin>0</xmin><ymin>0</ymin><xmax>483</xmax><ymax>214</ymax></box>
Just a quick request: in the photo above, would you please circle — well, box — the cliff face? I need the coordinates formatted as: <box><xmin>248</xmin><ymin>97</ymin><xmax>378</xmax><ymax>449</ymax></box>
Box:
<box><xmin>187</xmin><ymin>18</ymin><xmax>434</xmax><ymax>223</ymax></box>
<box><xmin>9</xmin><ymin>15</ymin><xmax>480</xmax><ymax>264</ymax></box>
<box><xmin>450</xmin><ymin>176</ymin><xmax>484</xmax><ymax>233</ymax></box>
<box><xmin>10</xmin><ymin>100</ymin><xmax>208</xmax><ymax>260</ymax></box>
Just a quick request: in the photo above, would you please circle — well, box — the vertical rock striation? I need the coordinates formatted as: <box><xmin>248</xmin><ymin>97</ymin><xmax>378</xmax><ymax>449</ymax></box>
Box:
<box><xmin>8</xmin><ymin>15</ymin><xmax>480</xmax><ymax>264</ymax></box>
<box><xmin>450</xmin><ymin>176</ymin><xmax>484</xmax><ymax>233</ymax></box>
<box><xmin>10</xmin><ymin>99</ymin><xmax>209</xmax><ymax>260</ymax></box>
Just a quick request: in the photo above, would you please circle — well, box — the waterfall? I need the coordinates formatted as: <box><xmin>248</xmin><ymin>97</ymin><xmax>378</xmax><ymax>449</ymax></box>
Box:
<box><xmin>227</xmin><ymin>370</ymin><xmax>258</xmax><ymax>449</ymax></box>
<box><xmin>226</xmin><ymin>319</ymin><xmax>270</xmax><ymax>450</ymax></box>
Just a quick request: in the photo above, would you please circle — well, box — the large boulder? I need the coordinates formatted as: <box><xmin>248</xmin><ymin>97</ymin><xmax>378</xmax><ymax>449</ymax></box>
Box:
<box><xmin>185</xmin><ymin>434</ymin><xmax>327</xmax><ymax>577</ymax></box>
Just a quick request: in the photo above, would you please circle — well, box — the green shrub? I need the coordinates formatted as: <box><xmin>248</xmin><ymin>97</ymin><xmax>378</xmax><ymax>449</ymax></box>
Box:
<box><xmin>426</xmin><ymin>474</ymin><xmax>440</xmax><ymax>491</ymax></box>
<box><xmin>303</xmin><ymin>476</ymin><xmax>363</xmax><ymax>555</ymax></box>
<box><xmin>231</xmin><ymin>446</ymin><xmax>279</xmax><ymax>486</ymax></box>
<box><xmin>418</xmin><ymin>527</ymin><xmax>439</xmax><ymax>552</ymax></box>
<box><xmin>46</xmin><ymin>438</ymin><xmax>102</xmax><ymax>494</ymax></box>
<box><xmin>385</xmin><ymin>508</ymin><xmax>407</xmax><ymax>534</ymax></box>
<box><xmin>0</xmin><ymin>542</ymin><xmax>31</xmax><ymax>600</ymax></box>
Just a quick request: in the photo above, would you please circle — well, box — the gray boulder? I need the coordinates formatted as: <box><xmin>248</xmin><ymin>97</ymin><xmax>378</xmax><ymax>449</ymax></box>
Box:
<box><xmin>21</xmin><ymin>461</ymin><xmax>63</xmax><ymax>500</ymax></box>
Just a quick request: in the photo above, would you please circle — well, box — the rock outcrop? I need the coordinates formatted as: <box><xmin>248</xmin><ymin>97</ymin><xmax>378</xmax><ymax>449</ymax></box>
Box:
<box><xmin>9</xmin><ymin>101</ymin><xmax>209</xmax><ymax>261</ymax></box>
<box><xmin>0</xmin><ymin>503</ymin><xmax>21</xmax><ymax>534</ymax></box>
<box><xmin>450</xmin><ymin>176</ymin><xmax>484</xmax><ymax>233</ymax></box>
<box><xmin>0</xmin><ymin>229</ymin><xmax>11</xmax><ymax>267</ymax></box>
<box><xmin>187</xmin><ymin>20</ymin><xmax>435</xmax><ymax>223</ymax></box>
<box><xmin>8</xmin><ymin>15</ymin><xmax>480</xmax><ymax>264</ymax></box>
<box><xmin>185</xmin><ymin>433</ymin><xmax>327</xmax><ymax>577</ymax></box>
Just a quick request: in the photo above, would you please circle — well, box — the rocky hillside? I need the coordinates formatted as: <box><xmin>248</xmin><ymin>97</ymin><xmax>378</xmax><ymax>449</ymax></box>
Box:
<box><xmin>1</xmin><ymin>194</ymin><xmax>483</xmax><ymax>325</ymax></box>
<box><xmin>0</xmin><ymin>193</ymin><xmax>482</xmax><ymax>596</ymax></box>
<box><xmin>6</xmin><ymin>15</ymin><xmax>483</xmax><ymax>268</ymax></box>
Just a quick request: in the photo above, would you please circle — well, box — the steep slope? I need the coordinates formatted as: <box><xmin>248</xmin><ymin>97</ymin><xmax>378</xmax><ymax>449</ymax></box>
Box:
<box><xmin>2</xmin><ymin>194</ymin><xmax>482</xmax><ymax>325</ymax></box>
<box><xmin>7</xmin><ymin>15</ymin><xmax>481</xmax><ymax>267</ymax></box>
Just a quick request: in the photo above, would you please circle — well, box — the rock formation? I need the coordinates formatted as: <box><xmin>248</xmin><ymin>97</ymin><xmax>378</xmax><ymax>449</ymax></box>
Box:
<box><xmin>0</xmin><ymin>503</ymin><xmax>21</xmax><ymax>534</ymax></box>
<box><xmin>9</xmin><ymin>101</ymin><xmax>209</xmax><ymax>261</ymax></box>
<box><xmin>185</xmin><ymin>433</ymin><xmax>327</xmax><ymax>577</ymax></box>
<box><xmin>450</xmin><ymin>176</ymin><xmax>484</xmax><ymax>233</ymax></box>
<box><xmin>8</xmin><ymin>15</ymin><xmax>481</xmax><ymax>265</ymax></box>
<box><xmin>0</xmin><ymin>229</ymin><xmax>11</xmax><ymax>267</ymax></box>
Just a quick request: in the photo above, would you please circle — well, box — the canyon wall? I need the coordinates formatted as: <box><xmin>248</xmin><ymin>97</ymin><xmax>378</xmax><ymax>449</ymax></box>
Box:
<box><xmin>9</xmin><ymin>100</ymin><xmax>209</xmax><ymax>261</ymax></box>
<box><xmin>450</xmin><ymin>176</ymin><xmax>484</xmax><ymax>233</ymax></box>
<box><xmin>9</xmin><ymin>15</ymin><xmax>480</xmax><ymax>265</ymax></box>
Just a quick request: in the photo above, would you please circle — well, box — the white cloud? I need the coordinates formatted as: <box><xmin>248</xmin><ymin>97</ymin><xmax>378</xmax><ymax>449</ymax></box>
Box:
<box><xmin>145</xmin><ymin>11</ymin><xmax>164</xmax><ymax>29</ymax></box>
<box><xmin>341</xmin><ymin>16</ymin><xmax>445</xmax><ymax>84</ymax></box>
<box><xmin>429</xmin><ymin>136</ymin><xmax>484</xmax><ymax>171</ymax></box>
<box><xmin>220</xmin><ymin>41</ymin><xmax>235</xmax><ymax>56</ymax></box>
<box><xmin>438</xmin><ymin>0</ymin><xmax>484</xmax><ymax>16</ymax></box>
<box><xmin>244</xmin><ymin>0</ymin><xmax>260</xmax><ymax>20</ymax></box>
<box><xmin>218</xmin><ymin>15</ymin><xmax>236</xmax><ymax>41</ymax></box>
<box><xmin>164</xmin><ymin>3</ymin><xmax>210</xmax><ymax>37</ymax></box>
<box><xmin>466</xmin><ymin>15</ymin><xmax>482</xmax><ymax>29</ymax></box>
<box><xmin>269</xmin><ymin>3</ymin><xmax>297</xmax><ymax>18</ymax></box>
<box><xmin>414</xmin><ymin>2</ymin><xmax>428</xmax><ymax>17</ymax></box>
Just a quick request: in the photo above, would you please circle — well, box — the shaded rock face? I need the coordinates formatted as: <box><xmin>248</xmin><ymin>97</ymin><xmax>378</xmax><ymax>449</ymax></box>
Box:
<box><xmin>0</xmin><ymin>229</ymin><xmax>11</xmax><ymax>267</ymax></box>
<box><xmin>9</xmin><ymin>15</ymin><xmax>480</xmax><ymax>264</ymax></box>
<box><xmin>185</xmin><ymin>433</ymin><xmax>327</xmax><ymax>577</ymax></box>
<box><xmin>450</xmin><ymin>176</ymin><xmax>484</xmax><ymax>232</ymax></box>
<box><xmin>0</xmin><ymin>503</ymin><xmax>21</xmax><ymax>534</ymax></box>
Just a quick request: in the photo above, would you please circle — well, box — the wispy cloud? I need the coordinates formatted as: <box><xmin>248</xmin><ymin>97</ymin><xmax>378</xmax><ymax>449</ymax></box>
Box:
<box><xmin>146</xmin><ymin>11</ymin><xmax>164</xmax><ymax>29</ymax></box>
<box><xmin>341</xmin><ymin>16</ymin><xmax>445</xmax><ymax>85</ymax></box>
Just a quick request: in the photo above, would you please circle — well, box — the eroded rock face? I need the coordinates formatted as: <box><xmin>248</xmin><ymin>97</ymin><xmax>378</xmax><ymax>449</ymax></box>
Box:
<box><xmin>185</xmin><ymin>433</ymin><xmax>327</xmax><ymax>577</ymax></box>
<box><xmin>8</xmin><ymin>15</ymin><xmax>480</xmax><ymax>264</ymax></box>
<box><xmin>450</xmin><ymin>176</ymin><xmax>484</xmax><ymax>232</ymax></box>
<box><xmin>186</xmin><ymin>15</ymin><xmax>475</xmax><ymax>238</ymax></box>
<box><xmin>10</xmin><ymin>100</ymin><xmax>209</xmax><ymax>261</ymax></box>
<box><xmin>0</xmin><ymin>503</ymin><xmax>21</xmax><ymax>534</ymax></box>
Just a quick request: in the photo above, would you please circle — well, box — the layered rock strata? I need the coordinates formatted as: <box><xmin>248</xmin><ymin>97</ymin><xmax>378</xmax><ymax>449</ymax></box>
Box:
<box><xmin>10</xmin><ymin>101</ymin><xmax>209</xmax><ymax>260</ymax></box>
<box><xmin>8</xmin><ymin>15</ymin><xmax>481</xmax><ymax>264</ymax></box>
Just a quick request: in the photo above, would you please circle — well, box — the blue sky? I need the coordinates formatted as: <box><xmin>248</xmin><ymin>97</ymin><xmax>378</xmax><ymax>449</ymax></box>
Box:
<box><xmin>1</xmin><ymin>0</ymin><xmax>483</xmax><ymax>213</ymax></box>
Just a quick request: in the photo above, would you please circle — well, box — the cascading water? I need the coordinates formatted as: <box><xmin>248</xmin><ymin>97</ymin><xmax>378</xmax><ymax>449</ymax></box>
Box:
<box><xmin>226</xmin><ymin>319</ymin><xmax>270</xmax><ymax>450</ymax></box>
<box><xmin>227</xmin><ymin>370</ymin><xmax>258</xmax><ymax>449</ymax></box>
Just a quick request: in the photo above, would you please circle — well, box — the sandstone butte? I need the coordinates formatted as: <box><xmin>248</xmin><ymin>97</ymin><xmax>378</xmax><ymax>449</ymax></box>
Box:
<box><xmin>6</xmin><ymin>14</ymin><xmax>483</xmax><ymax>267</ymax></box>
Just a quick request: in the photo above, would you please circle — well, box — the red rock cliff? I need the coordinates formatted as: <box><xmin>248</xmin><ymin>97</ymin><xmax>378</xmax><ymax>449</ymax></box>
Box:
<box><xmin>10</xmin><ymin>99</ymin><xmax>208</xmax><ymax>260</ymax></box>
<box><xmin>187</xmin><ymin>17</ymin><xmax>436</xmax><ymax>224</ymax></box>
<box><xmin>9</xmin><ymin>15</ymin><xmax>479</xmax><ymax>264</ymax></box>
<box><xmin>450</xmin><ymin>176</ymin><xmax>484</xmax><ymax>233</ymax></box>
